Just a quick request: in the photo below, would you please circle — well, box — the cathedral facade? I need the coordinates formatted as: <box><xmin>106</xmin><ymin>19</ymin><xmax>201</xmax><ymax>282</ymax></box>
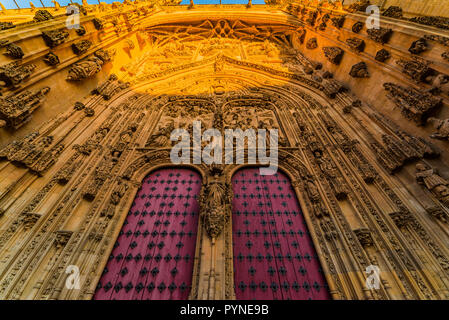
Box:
<box><xmin>0</xmin><ymin>0</ymin><xmax>449</xmax><ymax>300</ymax></box>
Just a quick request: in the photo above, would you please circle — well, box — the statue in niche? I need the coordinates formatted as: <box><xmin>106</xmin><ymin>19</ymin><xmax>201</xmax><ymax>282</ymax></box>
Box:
<box><xmin>416</xmin><ymin>163</ymin><xmax>449</xmax><ymax>207</ymax></box>
<box><xmin>147</xmin><ymin>120</ymin><xmax>174</xmax><ymax>147</ymax></box>
<box><xmin>199</xmin><ymin>167</ymin><xmax>231</xmax><ymax>240</ymax></box>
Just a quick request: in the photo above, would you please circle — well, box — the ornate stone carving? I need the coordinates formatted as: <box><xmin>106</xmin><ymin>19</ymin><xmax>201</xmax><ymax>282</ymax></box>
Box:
<box><xmin>67</xmin><ymin>56</ymin><xmax>103</xmax><ymax>80</ymax></box>
<box><xmin>354</xmin><ymin>228</ymin><xmax>374</xmax><ymax>247</ymax></box>
<box><xmin>409</xmin><ymin>16</ymin><xmax>449</xmax><ymax>30</ymax></box>
<box><xmin>30</xmin><ymin>144</ymin><xmax>64</xmax><ymax>175</ymax></box>
<box><xmin>0</xmin><ymin>22</ymin><xmax>15</xmax><ymax>31</ymax></box>
<box><xmin>54</xmin><ymin>230</ymin><xmax>73</xmax><ymax>248</ymax></box>
<box><xmin>375</xmin><ymin>49</ymin><xmax>390</xmax><ymax>62</ymax></box>
<box><xmin>416</xmin><ymin>163</ymin><xmax>449</xmax><ymax>208</ymax></box>
<box><xmin>352</xmin><ymin>21</ymin><xmax>363</xmax><ymax>33</ymax></box>
<box><xmin>389</xmin><ymin>211</ymin><xmax>412</xmax><ymax>228</ymax></box>
<box><xmin>94</xmin><ymin>49</ymin><xmax>113</xmax><ymax>63</ymax></box>
<box><xmin>426</xmin><ymin>206</ymin><xmax>449</xmax><ymax>223</ymax></box>
<box><xmin>84</xmin><ymin>107</ymin><xmax>95</xmax><ymax>117</ymax></box>
<box><xmin>396</xmin><ymin>58</ymin><xmax>432</xmax><ymax>82</ymax></box>
<box><xmin>71</xmin><ymin>40</ymin><xmax>92</xmax><ymax>55</ymax></box>
<box><xmin>0</xmin><ymin>87</ymin><xmax>50</xmax><ymax>129</ymax></box>
<box><xmin>306</xmin><ymin>37</ymin><xmax>318</xmax><ymax>49</ymax></box>
<box><xmin>409</xmin><ymin>38</ymin><xmax>428</xmax><ymax>55</ymax></box>
<box><xmin>323</xmin><ymin>46</ymin><xmax>344</xmax><ymax>65</ymax></box>
<box><xmin>110</xmin><ymin>180</ymin><xmax>129</xmax><ymax>205</ymax></box>
<box><xmin>312</xmin><ymin>149</ymin><xmax>349</xmax><ymax>200</ymax></box>
<box><xmin>33</xmin><ymin>10</ymin><xmax>54</xmax><ymax>22</ymax></box>
<box><xmin>43</xmin><ymin>52</ymin><xmax>60</xmax><ymax>66</ymax></box>
<box><xmin>75</xmin><ymin>26</ymin><xmax>86</xmax><ymax>36</ymax></box>
<box><xmin>199</xmin><ymin>168</ymin><xmax>232</xmax><ymax>240</ymax></box>
<box><xmin>91</xmin><ymin>74</ymin><xmax>129</xmax><ymax>100</ymax></box>
<box><xmin>382</xmin><ymin>6</ymin><xmax>403</xmax><ymax>19</ymax></box>
<box><xmin>383</xmin><ymin>82</ymin><xmax>442</xmax><ymax>125</ymax></box>
<box><xmin>443</xmin><ymin>52</ymin><xmax>449</xmax><ymax>62</ymax></box>
<box><xmin>323</xmin><ymin>79</ymin><xmax>346</xmax><ymax>98</ymax></box>
<box><xmin>92</xmin><ymin>18</ymin><xmax>104</xmax><ymax>30</ymax></box>
<box><xmin>83</xmin><ymin>154</ymin><xmax>118</xmax><ymax>201</ymax></box>
<box><xmin>4</xmin><ymin>43</ymin><xmax>24</xmax><ymax>59</ymax></box>
<box><xmin>306</xmin><ymin>10</ymin><xmax>317</xmax><ymax>26</ymax></box>
<box><xmin>349</xmin><ymin>62</ymin><xmax>369</xmax><ymax>78</ymax></box>
<box><xmin>346</xmin><ymin>37</ymin><xmax>365</xmax><ymax>52</ymax></box>
<box><xmin>428</xmin><ymin>117</ymin><xmax>449</xmax><ymax>141</ymax></box>
<box><xmin>367</xmin><ymin>27</ymin><xmax>392</xmax><ymax>44</ymax></box>
<box><xmin>23</xmin><ymin>212</ymin><xmax>41</xmax><ymax>230</ymax></box>
<box><xmin>55</xmin><ymin>160</ymin><xmax>80</xmax><ymax>185</ymax></box>
<box><xmin>146</xmin><ymin>121</ymin><xmax>175</xmax><ymax>147</ymax></box>
<box><xmin>346</xmin><ymin>0</ymin><xmax>370</xmax><ymax>12</ymax></box>
<box><xmin>41</xmin><ymin>28</ymin><xmax>69</xmax><ymax>48</ymax></box>
<box><xmin>331</xmin><ymin>15</ymin><xmax>345</xmax><ymax>29</ymax></box>
<box><xmin>0</xmin><ymin>61</ymin><xmax>36</xmax><ymax>87</ymax></box>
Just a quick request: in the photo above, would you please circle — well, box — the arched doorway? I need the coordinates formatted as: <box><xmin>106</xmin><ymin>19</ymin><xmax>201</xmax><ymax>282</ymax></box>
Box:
<box><xmin>232</xmin><ymin>168</ymin><xmax>330</xmax><ymax>300</ymax></box>
<box><xmin>94</xmin><ymin>168</ymin><xmax>201</xmax><ymax>300</ymax></box>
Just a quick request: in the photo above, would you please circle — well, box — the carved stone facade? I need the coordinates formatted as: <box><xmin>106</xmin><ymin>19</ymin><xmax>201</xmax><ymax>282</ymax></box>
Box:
<box><xmin>0</xmin><ymin>1</ymin><xmax>448</xmax><ymax>301</ymax></box>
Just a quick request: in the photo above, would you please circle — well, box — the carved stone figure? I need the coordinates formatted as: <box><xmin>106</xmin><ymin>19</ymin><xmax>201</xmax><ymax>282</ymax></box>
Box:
<box><xmin>4</xmin><ymin>43</ymin><xmax>24</xmax><ymax>59</ymax></box>
<box><xmin>199</xmin><ymin>173</ymin><xmax>231</xmax><ymax>240</ymax></box>
<box><xmin>416</xmin><ymin>163</ymin><xmax>449</xmax><ymax>207</ymax></box>
<box><xmin>0</xmin><ymin>87</ymin><xmax>50</xmax><ymax>129</ymax></box>
<box><xmin>428</xmin><ymin>117</ymin><xmax>449</xmax><ymax>140</ymax></box>
<box><xmin>396</xmin><ymin>58</ymin><xmax>431</xmax><ymax>82</ymax></box>
<box><xmin>0</xmin><ymin>61</ymin><xmax>36</xmax><ymax>86</ymax></box>
<box><xmin>354</xmin><ymin>228</ymin><xmax>374</xmax><ymax>247</ymax></box>
<box><xmin>314</xmin><ymin>151</ymin><xmax>349</xmax><ymax>200</ymax></box>
<box><xmin>67</xmin><ymin>56</ymin><xmax>104</xmax><ymax>80</ymax></box>
<box><xmin>383</xmin><ymin>82</ymin><xmax>442</xmax><ymax>125</ymax></box>
<box><xmin>146</xmin><ymin>121</ymin><xmax>175</xmax><ymax>147</ymax></box>
<box><xmin>91</xmin><ymin>74</ymin><xmax>129</xmax><ymax>100</ymax></box>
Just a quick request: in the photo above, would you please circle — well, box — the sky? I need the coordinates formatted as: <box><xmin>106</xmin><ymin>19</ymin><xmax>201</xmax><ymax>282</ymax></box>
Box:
<box><xmin>1</xmin><ymin>0</ymin><xmax>266</xmax><ymax>9</ymax></box>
